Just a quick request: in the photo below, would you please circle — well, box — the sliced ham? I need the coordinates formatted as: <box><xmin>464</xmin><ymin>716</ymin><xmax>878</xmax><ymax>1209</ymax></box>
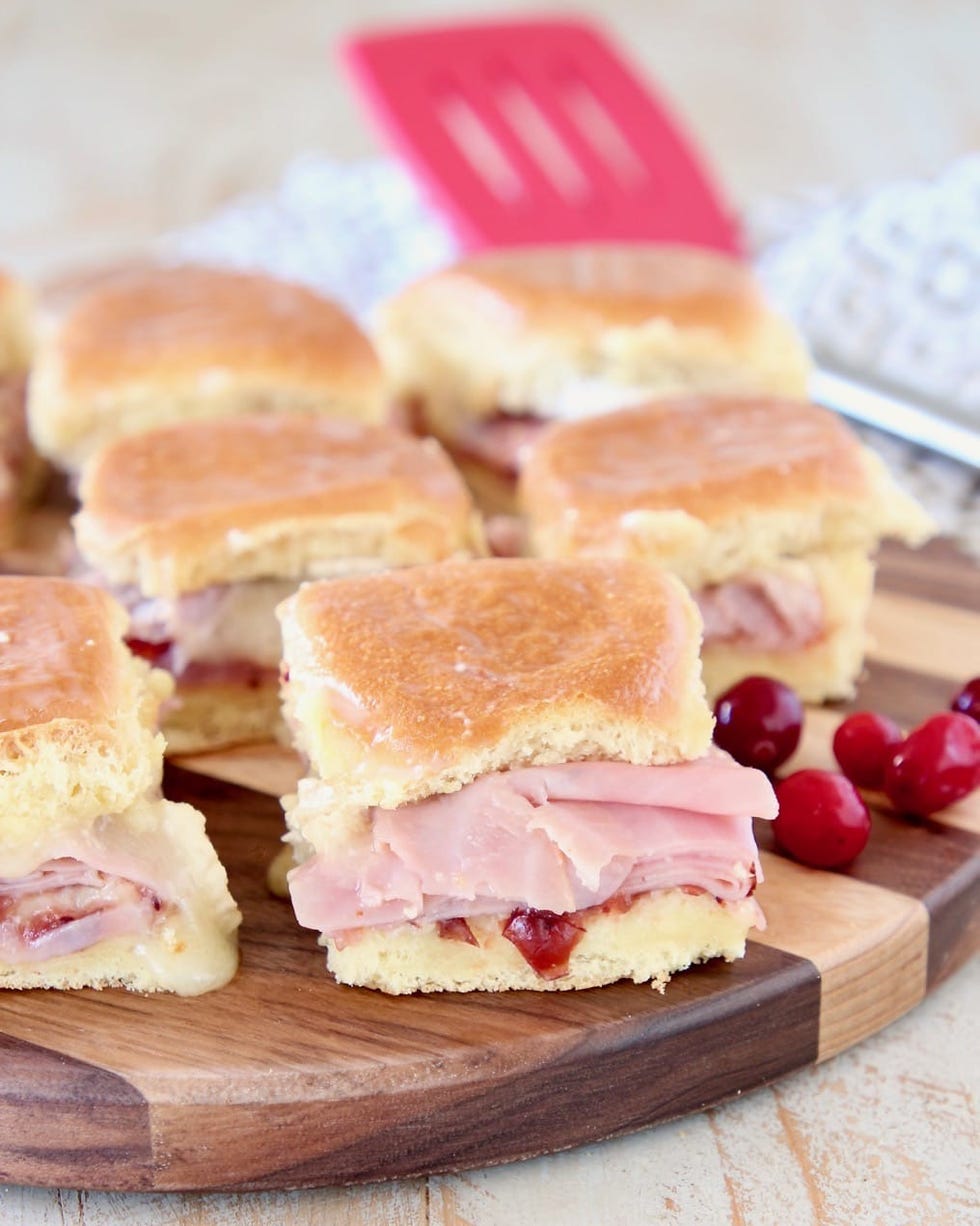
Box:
<box><xmin>696</xmin><ymin>570</ymin><xmax>825</xmax><ymax>651</ymax></box>
<box><xmin>289</xmin><ymin>755</ymin><xmax>776</xmax><ymax>938</ymax></box>
<box><xmin>484</xmin><ymin>515</ymin><xmax>526</xmax><ymax>558</ymax></box>
<box><xmin>171</xmin><ymin>659</ymin><xmax>277</xmax><ymax>690</ymax></box>
<box><xmin>451</xmin><ymin>413</ymin><xmax>546</xmax><ymax>478</ymax></box>
<box><xmin>124</xmin><ymin>580</ymin><xmax>295</xmax><ymax>673</ymax></box>
<box><xmin>446</xmin><ymin>381</ymin><xmax>659</xmax><ymax>478</ymax></box>
<box><xmin>0</xmin><ymin>857</ymin><xmax>162</xmax><ymax>964</ymax></box>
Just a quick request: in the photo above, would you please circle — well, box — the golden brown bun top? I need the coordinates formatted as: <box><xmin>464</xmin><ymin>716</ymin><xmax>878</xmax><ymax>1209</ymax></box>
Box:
<box><xmin>78</xmin><ymin>413</ymin><xmax>476</xmax><ymax>545</ymax></box>
<box><xmin>283</xmin><ymin>558</ymin><xmax>704</xmax><ymax>775</ymax></box>
<box><xmin>0</xmin><ymin>577</ymin><xmax>133</xmax><ymax>735</ymax></box>
<box><xmin>54</xmin><ymin>264</ymin><xmax>380</xmax><ymax>397</ymax></box>
<box><xmin>520</xmin><ymin>396</ymin><xmax>935</xmax><ymax>585</ymax></box>
<box><xmin>522</xmin><ymin>396</ymin><xmax>872</xmax><ymax>522</ymax></box>
<box><xmin>383</xmin><ymin>244</ymin><xmax>772</xmax><ymax>341</ymax></box>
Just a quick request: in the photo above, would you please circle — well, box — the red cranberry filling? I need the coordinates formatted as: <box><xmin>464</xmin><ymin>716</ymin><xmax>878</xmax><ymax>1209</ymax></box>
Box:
<box><xmin>597</xmin><ymin>892</ymin><xmax>634</xmax><ymax>916</ymax></box>
<box><xmin>1</xmin><ymin>879</ymin><xmax>163</xmax><ymax>949</ymax></box>
<box><xmin>125</xmin><ymin>636</ymin><xmax>174</xmax><ymax>668</ymax></box>
<box><xmin>436</xmin><ymin>917</ymin><xmax>478</xmax><ymax>946</ymax></box>
<box><xmin>502</xmin><ymin>907</ymin><xmax>585</xmax><ymax>979</ymax></box>
<box><xmin>21</xmin><ymin>909</ymin><xmax>85</xmax><ymax>943</ymax></box>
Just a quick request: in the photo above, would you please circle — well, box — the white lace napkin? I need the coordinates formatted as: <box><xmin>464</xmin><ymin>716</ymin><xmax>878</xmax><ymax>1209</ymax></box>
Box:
<box><xmin>161</xmin><ymin>153</ymin><xmax>980</xmax><ymax>556</ymax></box>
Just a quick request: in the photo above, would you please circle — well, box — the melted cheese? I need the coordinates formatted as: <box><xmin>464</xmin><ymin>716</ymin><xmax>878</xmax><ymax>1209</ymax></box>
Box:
<box><xmin>0</xmin><ymin>798</ymin><xmax>240</xmax><ymax>995</ymax></box>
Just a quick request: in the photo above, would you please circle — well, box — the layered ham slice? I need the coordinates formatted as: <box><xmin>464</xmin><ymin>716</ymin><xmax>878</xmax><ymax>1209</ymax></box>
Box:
<box><xmin>451</xmin><ymin>412</ymin><xmax>546</xmax><ymax>478</ymax></box>
<box><xmin>446</xmin><ymin>382</ymin><xmax>659</xmax><ymax>479</ymax></box>
<box><xmin>123</xmin><ymin>579</ymin><xmax>295</xmax><ymax>675</ymax></box>
<box><xmin>695</xmin><ymin>570</ymin><xmax>825</xmax><ymax>651</ymax></box>
<box><xmin>0</xmin><ymin>857</ymin><xmax>162</xmax><ymax>964</ymax></box>
<box><xmin>289</xmin><ymin>754</ymin><xmax>777</xmax><ymax>939</ymax></box>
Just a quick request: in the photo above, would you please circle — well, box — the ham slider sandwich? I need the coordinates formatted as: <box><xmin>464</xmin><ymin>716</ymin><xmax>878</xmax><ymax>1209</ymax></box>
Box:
<box><xmin>520</xmin><ymin>396</ymin><xmax>934</xmax><ymax>702</ymax></box>
<box><xmin>375</xmin><ymin>243</ymin><xmax>810</xmax><ymax>513</ymax></box>
<box><xmin>276</xmin><ymin>557</ymin><xmax>778</xmax><ymax>994</ymax></box>
<box><xmin>0</xmin><ymin>270</ymin><xmax>40</xmax><ymax>548</ymax></box>
<box><xmin>27</xmin><ymin>264</ymin><xmax>384</xmax><ymax>474</ymax></box>
<box><xmin>0</xmin><ymin>577</ymin><xmax>239</xmax><ymax>993</ymax></box>
<box><xmin>73</xmin><ymin>414</ymin><xmax>485</xmax><ymax>753</ymax></box>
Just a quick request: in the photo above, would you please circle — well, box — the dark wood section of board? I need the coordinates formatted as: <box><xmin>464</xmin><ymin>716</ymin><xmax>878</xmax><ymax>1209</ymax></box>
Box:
<box><xmin>844</xmin><ymin>661</ymin><xmax>959</xmax><ymax>730</ymax></box>
<box><xmin>0</xmin><ymin>1033</ymin><xmax>152</xmax><ymax>1188</ymax></box>
<box><xmin>153</xmin><ymin>943</ymin><xmax>820</xmax><ymax>1191</ymax></box>
<box><xmin>875</xmin><ymin>537</ymin><xmax>979</xmax><ymax>611</ymax></box>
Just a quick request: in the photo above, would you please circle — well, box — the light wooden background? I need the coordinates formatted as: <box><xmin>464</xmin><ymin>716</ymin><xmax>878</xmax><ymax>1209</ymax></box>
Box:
<box><xmin>1</xmin><ymin>3</ymin><xmax>978</xmax><ymax>1223</ymax></box>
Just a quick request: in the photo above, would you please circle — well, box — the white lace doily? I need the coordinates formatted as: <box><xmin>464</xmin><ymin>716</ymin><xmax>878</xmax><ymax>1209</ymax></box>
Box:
<box><xmin>162</xmin><ymin>153</ymin><xmax>980</xmax><ymax>556</ymax></box>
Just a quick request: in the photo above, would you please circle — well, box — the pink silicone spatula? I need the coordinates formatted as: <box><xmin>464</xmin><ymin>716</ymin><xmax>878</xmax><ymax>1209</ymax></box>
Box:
<box><xmin>340</xmin><ymin>16</ymin><xmax>741</xmax><ymax>256</ymax></box>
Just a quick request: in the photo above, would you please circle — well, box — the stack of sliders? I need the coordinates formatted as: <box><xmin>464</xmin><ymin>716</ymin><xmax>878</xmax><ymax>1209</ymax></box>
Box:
<box><xmin>0</xmin><ymin>577</ymin><xmax>239</xmax><ymax>993</ymax></box>
<box><xmin>376</xmin><ymin>243</ymin><xmax>811</xmax><ymax>513</ymax></box>
<box><xmin>0</xmin><ymin>270</ymin><xmax>39</xmax><ymax>548</ymax></box>
<box><xmin>27</xmin><ymin>264</ymin><xmax>385</xmax><ymax>475</ymax></box>
<box><xmin>73</xmin><ymin>414</ymin><xmax>484</xmax><ymax>753</ymax></box>
<box><xmin>520</xmin><ymin>396</ymin><xmax>934</xmax><ymax>701</ymax></box>
<box><xmin>276</xmin><ymin>557</ymin><xmax>778</xmax><ymax>994</ymax></box>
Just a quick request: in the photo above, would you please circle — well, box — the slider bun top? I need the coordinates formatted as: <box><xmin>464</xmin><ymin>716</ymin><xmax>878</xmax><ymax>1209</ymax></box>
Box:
<box><xmin>521</xmin><ymin>397</ymin><xmax>935</xmax><ymax>588</ymax></box>
<box><xmin>375</xmin><ymin>243</ymin><xmax>811</xmax><ymax>436</ymax></box>
<box><xmin>28</xmin><ymin>265</ymin><xmax>384</xmax><ymax>470</ymax></box>
<box><xmin>74</xmin><ymin>414</ymin><xmax>485</xmax><ymax>597</ymax></box>
<box><xmin>0</xmin><ymin>577</ymin><xmax>170</xmax><ymax>844</ymax></box>
<box><xmin>279</xmin><ymin>557</ymin><xmax>713</xmax><ymax>826</ymax></box>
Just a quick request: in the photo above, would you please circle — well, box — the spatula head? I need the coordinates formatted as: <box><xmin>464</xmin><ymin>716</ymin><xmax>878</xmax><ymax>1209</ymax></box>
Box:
<box><xmin>341</xmin><ymin>17</ymin><xmax>741</xmax><ymax>255</ymax></box>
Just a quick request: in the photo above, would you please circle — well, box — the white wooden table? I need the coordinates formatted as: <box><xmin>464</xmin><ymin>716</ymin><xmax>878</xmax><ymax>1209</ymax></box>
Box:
<box><xmin>0</xmin><ymin>3</ymin><xmax>978</xmax><ymax>1222</ymax></box>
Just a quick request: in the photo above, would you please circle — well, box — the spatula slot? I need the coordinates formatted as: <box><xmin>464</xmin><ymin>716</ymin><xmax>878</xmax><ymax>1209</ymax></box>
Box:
<box><xmin>558</xmin><ymin>76</ymin><xmax>652</xmax><ymax>193</ymax></box>
<box><xmin>436</xmin><ymin>91</ymin><xmax>525</xmax><ymax>204</ymax></box>
<box><xmin>492</xmin><ymin>79</ymin><xmax>593</xmax><ymax>206</ymax></box>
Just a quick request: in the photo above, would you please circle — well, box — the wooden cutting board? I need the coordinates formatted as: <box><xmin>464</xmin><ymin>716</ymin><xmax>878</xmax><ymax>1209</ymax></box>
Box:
<box><xmin>0</xmin><ymin>539</ymin><xmax>977</xmax><ymax>1193</ymax></box>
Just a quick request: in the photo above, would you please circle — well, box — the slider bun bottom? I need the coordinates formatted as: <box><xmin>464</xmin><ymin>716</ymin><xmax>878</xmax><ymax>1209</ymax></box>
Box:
<box><xmin>163</xmin><ymin>680</ymin><xmax>285</xmax><ymax>756</ymax></box>
<box><xmin>700</xmin><ymin>549</ymin><xmax>875</xmax><ymax>703</ymax></box>
<box><xmin>324</xmin><ymin>890</ymin><xmax>759</xmax><ymax>995</ymax></box>
<box><xmin>702</xmin><ymin>620</ymin><xmax>866</xmax><ymax>704</ymax></box>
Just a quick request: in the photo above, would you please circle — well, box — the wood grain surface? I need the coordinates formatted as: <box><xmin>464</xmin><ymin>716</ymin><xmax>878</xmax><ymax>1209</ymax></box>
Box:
<box><xmin>0</xmin><ymin>539</ymin><xmax>977</xmax><ymax>1193</ymax></box>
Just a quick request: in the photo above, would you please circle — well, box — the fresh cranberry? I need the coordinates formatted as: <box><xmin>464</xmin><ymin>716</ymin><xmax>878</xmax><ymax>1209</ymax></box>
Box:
<box><xmin>713</xmin><ymin>676</ymin><xmax>803</xmax><ymax>773</ymax></box>
<box><xmin>951</xmin><ymin>677</ymin><xmax>980</xmax><ymax>723</ymax></box>
<box><xmin>884</xmin><ymin>712</ymin><xmax>980</xmax><ymax>817</ymax></box>
<box><xmin>774</xmin><ymin>770</ymin><xmax>871</xmax><ymax>868</ymax></box>
<box><xmin>832</xmin><ymin>711</ymin><xmax>904</xmax><ymax>789</ymax></box>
